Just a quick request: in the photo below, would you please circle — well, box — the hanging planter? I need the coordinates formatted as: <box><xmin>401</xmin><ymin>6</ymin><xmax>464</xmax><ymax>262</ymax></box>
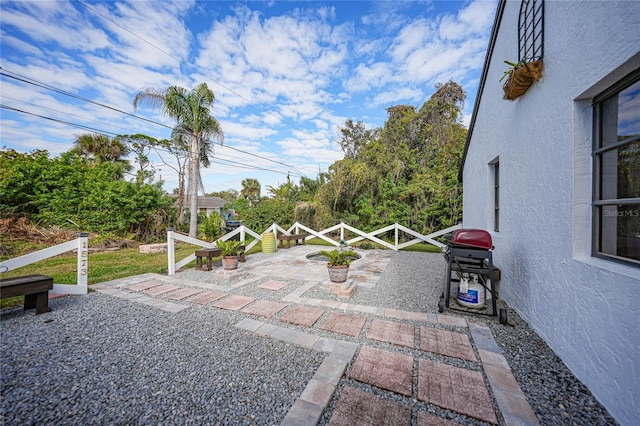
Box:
<box><xmin>501</xmin><ymin>59</ymin><xmax>543</xmax><ymax>100</ymax></box>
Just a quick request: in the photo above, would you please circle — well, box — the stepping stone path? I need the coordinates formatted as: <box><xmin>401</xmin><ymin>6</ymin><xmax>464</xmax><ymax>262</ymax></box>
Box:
<box><xmin>328</xmin><ymin>386</ymin><xmax>411</xmax><ymax>425</ymax></box>
<box><xmin>240</xmin><ymin>300</ymin><xmax>287</xmax><ymax>318</ymax></box>
<box><xmin>257</xmin><ymin>279</ymin><xmax>289</xmax><ymax>291</ymax></box>
<box><xmin>96</xmin><ymin>259</ymin><xmax>539</xmax><ymax>426</ymax></box>
<box><xmin>212</xmin><ymin>295</ymin><xmax>255</xmax><ymax>311</ymax></box>
<box><xmin>366</xmin><ymin>319</ymin><xmax>415</xmax><ymax>348</ymax></box>
<box><xmin>350</xmin><ymin>346</ymin><xmax>414</xmax><ymax>396</ymax></box>
<box><xmin>279</xmin><ymin>306</ymin><xmax>324</xmax><ymax>327</ymax></box>
<box><xmin>318</xmin><ymin>312</ymin><xmax>367</xmax><ymax>337</ymax></box>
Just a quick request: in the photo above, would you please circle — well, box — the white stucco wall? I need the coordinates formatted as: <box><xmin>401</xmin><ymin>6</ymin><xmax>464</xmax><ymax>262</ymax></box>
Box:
<box><xmin>462</xmin><ymin>2</ymin><xmax>640</xmax><ymax>424</ymax></box>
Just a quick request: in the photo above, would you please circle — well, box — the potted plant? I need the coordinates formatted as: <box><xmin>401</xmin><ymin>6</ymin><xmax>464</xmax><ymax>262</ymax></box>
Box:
<box><xmin>216</xmin><ymin>240</ymin><xmax>244</xmax><ymax>270</ymax></box>
<box><xmin>319</xmin><ymin>249</ymin><xmax>358</xmax><ymax>283</ymax></box>
<box><xmin>500</xmin><ymin>58</ymin><xmax>543</xmax><ymax>100</ymax></box>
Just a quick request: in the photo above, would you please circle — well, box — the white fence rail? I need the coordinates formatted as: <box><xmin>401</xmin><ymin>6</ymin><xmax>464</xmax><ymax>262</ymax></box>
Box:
<box><xmin>0</xmin><ymin>233</ymin><xmax>89</xmax><ymax>295</ymax></box>
<box><xmin>166</xmin><ymin>222</ymin><xmax>461</xmax><ymax>276</ymax></box>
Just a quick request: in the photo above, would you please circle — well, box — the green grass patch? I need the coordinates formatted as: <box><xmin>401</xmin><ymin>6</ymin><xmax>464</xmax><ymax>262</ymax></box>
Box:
<box><xmin>0</xmin><ymin>243</ymin><xmax>198</xmax><ymax>309</ymax></box>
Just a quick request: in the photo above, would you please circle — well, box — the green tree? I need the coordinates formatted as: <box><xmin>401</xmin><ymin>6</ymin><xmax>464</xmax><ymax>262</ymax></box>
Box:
<box><xmin>314</xmin><ymin>81</ymin><xmax>467</xmax><ymax>235</ymax></box>
<box><xmin>73</xmin><ymin>133</ymin><xmax>132</xmax><ymax>179</ymax></box>
<box><xmin>116</xmin><ymin>133</ymin><xmax>158</xmax><ymax>184</ymax></box>
<box><xmin>336</xmin><ymin>118</ymin><xmax>376</xmax><ymax>159</ymax></box>
<box><xmin>240</xmin><ymin>178</ymin><xmax>261</xmax><ymax>207</ymax></box>
<box><xmin>133</xmin><ymin>83</ymin><xmax>224</xmax><ymax>237</ymax></box>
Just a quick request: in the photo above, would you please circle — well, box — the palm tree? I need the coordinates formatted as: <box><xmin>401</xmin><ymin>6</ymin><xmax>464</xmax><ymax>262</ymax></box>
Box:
<box><xmin>241</xmin><ymin>178</ymin><xmax>261</xmax><ymax>207</ymax></box>
<box><xmin>73</xmin><ymin>133</ymin><xmax>132</xmax><ymax>179</ymax></box>
<box><xmin>133</xmin><ymin>83</ymin><xmax>224</xmax><ymax>237</ymax></box>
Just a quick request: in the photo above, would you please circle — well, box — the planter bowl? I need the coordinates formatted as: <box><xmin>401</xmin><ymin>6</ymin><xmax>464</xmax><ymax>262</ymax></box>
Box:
<box><xmin>327</xmin><ymin>264</ymin><xmax>349</xmax><ymax>283</ymax></box>
<box><xmin>221</xmin><ymin>255</ymin><xmax>240</xmax><ymax>270</ymax></box>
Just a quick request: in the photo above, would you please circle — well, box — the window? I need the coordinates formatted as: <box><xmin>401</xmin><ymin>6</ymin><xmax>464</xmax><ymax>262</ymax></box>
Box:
<box><xmin>593</xmin><ymin>70</ymin><xmax>640</xmax><ymax>265</ymax></box>
<box><xmin>518</xmin><ymin>0</ymin><xmax>544</xmax><ymax>62</ymax></box>
<box><xmin>490</xmin><ymin>158</ymin><xmax>500</xmax><ymax>232</ymax></box>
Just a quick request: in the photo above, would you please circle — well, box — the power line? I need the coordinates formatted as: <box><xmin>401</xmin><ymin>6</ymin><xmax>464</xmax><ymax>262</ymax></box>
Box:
<box><xmin>0</xmin><ymin>68</ymin><xmax>169</xmax><ymax>129</ymax></box>
<box><xmin>0</xmin><ymin>103</ymin><xmax>303</xmax><ymax>178</ymax></box>
<box><xmin>0</xmin><ymin>104</ymin><xmax>119</xmax><ymax>135</ymax></box>
<box><xmin>1</xmin><ymin>95</ymin><xmax>137</xmax><ymax>135</ymax></box>
<box><xmin>1</xmin><ymin>68</ymin><xmax>312</xmax><ymax>176</ymax></box>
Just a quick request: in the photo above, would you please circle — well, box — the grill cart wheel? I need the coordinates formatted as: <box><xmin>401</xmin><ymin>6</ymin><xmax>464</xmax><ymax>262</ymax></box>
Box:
<box><xmin>499</xmin><ymin>308</ymin><xmax>508</xmax><ymax>325</ymax></box>
<box><xmin>438</xmin><ymin>296</ymin><xmax>445</xmax><ymax>313</ymax></box>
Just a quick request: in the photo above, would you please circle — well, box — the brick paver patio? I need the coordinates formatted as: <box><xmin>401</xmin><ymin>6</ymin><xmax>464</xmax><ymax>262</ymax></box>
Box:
<box><xmin>366</xmin><ymin>319</ymin><xmax>415</xmax><ymax>348</ymax></box>
<box><xmin>328</xmin><ymin>386</ymin><xmax>411</xmax><ymax>425</ymax></box>
<box><xmin>212</xmin><ymin>295</ymin><xmax>256</xmax><ymax>311</ymax></box>
<box><xmin>418</xmin><ymin>359</ymin><xmax>498</xmax><ymax>424</ymax></box>
<box><xmin>186</xmin><ymin>291</ymin><xmax>227</xmax><ymax>305</ymax></box>
<box><xmin>416</xmin><ymin>412</ymin><xmax>461</xmax><ymax>426</ymax></box>
<box><xmin>279</xmin><ymin>306</ymin><xmax>325</xmax><ymax>327</ymax></box>
<box><xmin>350</xmin><ymin>346</ymin><xmax>413</xmax><ymax>396</ymax></box>
<box><xmin>142</xmin><ymin>284</ymin><xmax>181</xmax><ymax>297</ymax></box>
<box><xmin>240</xmin><ymin>300</ymin><xmax>287</xmax><ymax>318</ymax></box>
<box><xmin>419</xmin><ymin>327</ymin><xmax>477</xmax><ymax>362</ymax></box>
<box><xmin>318</xmin><ymin>312</ymin><xmax>367</xmax><ymax>337</ymax></box>
<box><xmin>124</xmin><ymin>280</ymin><xmax>163</xmax><ymax>292</ymax></box>
<box><xmin>164</xmin><ymin>288</ymin><xmax>203</xmax><ymax>300</ymax></box>
<box><xmin>257</xmin><ymin>280</ymin><xmax>289</xmax><ymax>291</ymax></box>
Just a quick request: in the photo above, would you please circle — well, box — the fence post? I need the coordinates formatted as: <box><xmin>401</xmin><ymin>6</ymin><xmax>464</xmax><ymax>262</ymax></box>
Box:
<box><xmin>167</xmin><ymin>228</ymin><xmax>175</xmax><ymax>276</ymax></box>
<box><xmin>77</xmin><ymin>232</ymin><xmax>89</xmax><ymax>288</ymax></box>
<box><xmin>240</xmin><ymin>225</ymin><xmax>245</xmax><ymax>245</ymax></box>
<box><xmin>395</xmin><ymin>223</ymin><xmax>399</xmax><ymax>250</ymax></box>
<box><xmin>340</xmin><ymin>222</ymin><xmax>345</xmax><ymax>242</ymax></box>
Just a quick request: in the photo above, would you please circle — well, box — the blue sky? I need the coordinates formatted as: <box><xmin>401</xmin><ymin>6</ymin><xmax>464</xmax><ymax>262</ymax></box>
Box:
<box><xmin>1</xmin><ymin>0</ymin><xmax>497</xmax><ymax>195</ymax></box>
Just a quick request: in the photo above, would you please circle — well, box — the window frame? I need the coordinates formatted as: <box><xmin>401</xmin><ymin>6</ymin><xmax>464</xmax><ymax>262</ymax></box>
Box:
<box><xmin>490</xmin><ymin>157</ymin><xmax>500</xmax><ymax>232</ymax></box>
<box><xmin>592</xmin><ymin>69</ymin><xmax>640</xmax><ymax>266</ymax></box>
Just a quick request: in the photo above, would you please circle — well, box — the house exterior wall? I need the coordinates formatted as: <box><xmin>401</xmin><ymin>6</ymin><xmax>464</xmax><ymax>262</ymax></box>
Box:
<box><xmin>462</xmin><ymin>2</ymin><xmax>639</xmax><ymax>424</ymax></box>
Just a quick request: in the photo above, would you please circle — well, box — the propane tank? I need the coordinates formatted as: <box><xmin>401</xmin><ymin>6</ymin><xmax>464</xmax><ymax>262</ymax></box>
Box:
<box><xmin>457</xmin><ymin>274</ymin><xmax>485</xmax><ymax>309</ymax></box>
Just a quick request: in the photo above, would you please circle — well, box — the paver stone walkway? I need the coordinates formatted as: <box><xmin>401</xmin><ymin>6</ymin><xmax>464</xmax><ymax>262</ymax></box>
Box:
<box><xmin>350</xmin><ymin>346</ymin><xmax>413</xmax><ymax>396</ymax></box>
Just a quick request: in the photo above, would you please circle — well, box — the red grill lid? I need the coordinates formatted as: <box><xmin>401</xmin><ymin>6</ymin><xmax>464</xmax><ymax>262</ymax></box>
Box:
<box><xmin>451</xmin><ymin>229</ymin><xmax>493</xmax><ymax>250</ymax></box>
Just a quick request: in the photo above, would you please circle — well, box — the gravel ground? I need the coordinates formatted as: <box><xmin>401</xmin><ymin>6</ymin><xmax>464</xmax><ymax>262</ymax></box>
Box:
<box><xmin>1</xmin><ymin>250</ymin><xmax>617</xmax><ymax>425</ymax></box>
<box><xmin>0</xmin><ymin>294</ymin><xmax>324</xmax><ymax>425</ymax></box>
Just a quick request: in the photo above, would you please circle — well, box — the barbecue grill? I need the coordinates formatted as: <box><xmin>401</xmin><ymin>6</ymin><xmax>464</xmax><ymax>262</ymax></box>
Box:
<box><xmin>439</xmin><ymin>229</ymin><xmax>507</xmax><ymax>324</ymax></box>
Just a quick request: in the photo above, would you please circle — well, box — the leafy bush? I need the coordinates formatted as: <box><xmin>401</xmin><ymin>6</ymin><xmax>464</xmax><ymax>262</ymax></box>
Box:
<box><xmin>198</xmin><ymin>212</ymin><xmax>223</xmax><ymax>241</ymax></box>
<box><xmin>0</xmin><ymin>149</ymin><xmax>176</xmax><ymax>241</ymax></box>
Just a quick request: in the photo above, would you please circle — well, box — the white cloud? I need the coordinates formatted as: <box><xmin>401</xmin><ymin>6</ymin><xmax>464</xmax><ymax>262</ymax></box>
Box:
<box><xmin>1</xmin><ymin>0</ymin><xmax>497</xmax><ymax>193</ymax></box>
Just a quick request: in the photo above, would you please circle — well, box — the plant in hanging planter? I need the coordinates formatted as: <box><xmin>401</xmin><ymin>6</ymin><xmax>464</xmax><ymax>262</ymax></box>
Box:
<box><xmin>216</xmin><ymin>239</ymin><xmax>244</xmax><ymax>270</ymax></box>
<box><xmin>500</xmin><ymin>57</ymin><xmax>543</xmax><ymax>100</ymax></box>
<box><xmin>319</xmin><ymin>249</ymin><xmax>359</xmax><ymax>283</ymax></box>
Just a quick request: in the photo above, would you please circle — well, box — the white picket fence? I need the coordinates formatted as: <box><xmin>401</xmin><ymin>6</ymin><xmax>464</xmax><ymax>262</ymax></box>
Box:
<box><xmin>0</xmin><ymin>233</ymin><xmax>89</xmax><ymax>295</ymax></box>
<box><xmin>166</xmin><ymin>222</ymin><xmax>461</xmax><ymax>276</ymax></box>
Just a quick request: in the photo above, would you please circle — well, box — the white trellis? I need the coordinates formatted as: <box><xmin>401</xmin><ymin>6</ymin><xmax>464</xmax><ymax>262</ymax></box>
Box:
<box><xmin>166</xmin><ymin>222</ymin><xmax>462</xmax><ymax>275</ymax></box>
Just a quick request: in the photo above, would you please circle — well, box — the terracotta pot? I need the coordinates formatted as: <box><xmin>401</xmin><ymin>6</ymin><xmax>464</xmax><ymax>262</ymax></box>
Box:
<box><xmin>327</xmin><ymin>264</ymin><xmax>349</xmax><ymax>283</ymax></box>
<box><xmin>221</xmin><ymin>255</ymin><xmax>240</xmax><ymax>270</ymax></box>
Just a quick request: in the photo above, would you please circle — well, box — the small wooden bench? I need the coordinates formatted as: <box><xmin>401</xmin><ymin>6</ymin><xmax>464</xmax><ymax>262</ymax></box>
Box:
<box><xmin>0</xmin><ymin>274</ymin><xmax>53</xmax><ymax>315</ymax></box>
<box><xmin>277</xmin><ymin>234</ymin><xmax>306</xmax><ymax>249</ymax></box>
<box><xmin>195</xmin><ymin>248</ymin><xmax>222</xmax><ymax>271</ymax></box>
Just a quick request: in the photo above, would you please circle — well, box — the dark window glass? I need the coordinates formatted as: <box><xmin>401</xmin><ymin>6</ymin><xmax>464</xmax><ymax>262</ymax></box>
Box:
<box><xmin>494</xmin><ymin>161</ymin><xmax>500</xmax><ymax>232</ymax></box>
<box><xmin>593</xmin><ymin>72</ymin><xmax>640</xmax><ymax>265</ymax></box>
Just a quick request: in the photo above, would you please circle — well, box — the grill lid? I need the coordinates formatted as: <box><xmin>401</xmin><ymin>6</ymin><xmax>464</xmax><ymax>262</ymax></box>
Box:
<box><xmin>451</xmin><ymin>229</ymin><xmax>493</xmax><ymax>250</ymax></box>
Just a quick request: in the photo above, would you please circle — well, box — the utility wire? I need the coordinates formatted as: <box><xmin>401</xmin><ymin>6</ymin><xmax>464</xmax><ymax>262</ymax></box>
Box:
<box><xmin>1</xmin><ymin>104</ymin><xmax>119</xmax><ymax>135</ymax></box>
<box><xmin>0</xmin><ymin>68</ymin><xmax>169</xmax><ymax>129</ymax></box>
<box><xmin>1</xmin><ymin>68</ymin><xmax>311</xmax><ymax>176</ymax></box>
<box><xmin>0</xmin><ymin>103</ymin><xmax>303</xmax><ymax>177</ymax></box>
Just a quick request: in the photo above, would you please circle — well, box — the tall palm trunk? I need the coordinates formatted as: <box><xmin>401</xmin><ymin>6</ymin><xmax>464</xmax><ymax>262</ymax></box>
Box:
<box><xmin>188</xmin><ymin>136</ymin><xmax>200</xmax><ymax>238</ymax></box>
